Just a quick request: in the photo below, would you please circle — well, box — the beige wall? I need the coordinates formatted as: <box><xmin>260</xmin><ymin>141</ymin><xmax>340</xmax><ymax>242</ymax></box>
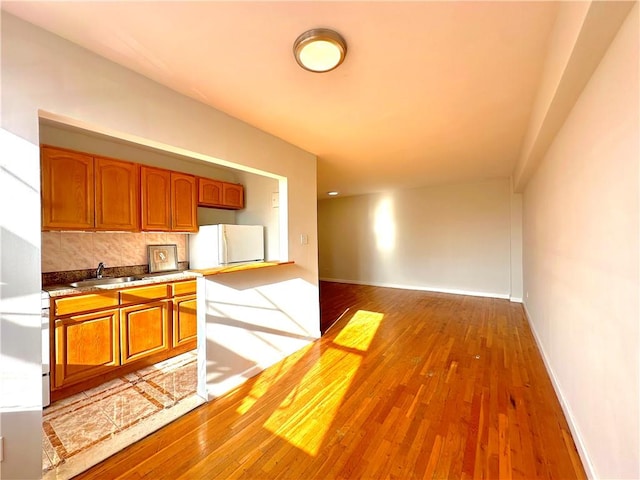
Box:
<box><xmin>318</xmin><ymin>178</ymin><xmax>514</xmax><ymax>298</ymax></box>
<box><xmin>236</xmin><ymin>172</ymin><xmax>280</xmax><ymax>261</ymax></box>
<box><xmin>1</xmin><ymin>12</ymin><xmax>318</xmax><ymax>479</ymax></box>
<box><xmin>522</xmin><ymin>5</ymin><xmax>639</xmax><ymax>479</ymax></box>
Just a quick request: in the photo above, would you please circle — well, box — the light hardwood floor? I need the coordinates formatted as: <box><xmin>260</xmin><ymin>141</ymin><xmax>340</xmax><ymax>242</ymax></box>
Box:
<box><xmin>75</xmin><ymin>282</ymin><xmax>586</xmax><ymax>479</ymax></box>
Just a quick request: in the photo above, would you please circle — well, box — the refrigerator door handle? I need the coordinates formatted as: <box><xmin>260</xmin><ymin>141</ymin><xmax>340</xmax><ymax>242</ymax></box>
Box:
<box><xmin>222</xmin><ymin>228</ymin><xmax>228</xmax><ymax>264</ymax></box>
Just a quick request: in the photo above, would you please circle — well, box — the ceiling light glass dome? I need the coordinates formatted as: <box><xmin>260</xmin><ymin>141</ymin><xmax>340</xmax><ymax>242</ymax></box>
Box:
<box><xmin>293</xmin><ymin>28</ymin><xmax>347</xmax><ymax>73</ymax></box>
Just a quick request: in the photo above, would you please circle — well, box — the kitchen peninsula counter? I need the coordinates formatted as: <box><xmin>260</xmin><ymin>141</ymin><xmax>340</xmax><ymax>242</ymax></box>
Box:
<box><xmin>195</xmin><ymin>259</ymin><xmax>319</xmax><ymax>401</ymax></box>
<box><xmin>188</xmin><ymin>260</ymin><xmax>293</xmax><ymax>277</ymax></box>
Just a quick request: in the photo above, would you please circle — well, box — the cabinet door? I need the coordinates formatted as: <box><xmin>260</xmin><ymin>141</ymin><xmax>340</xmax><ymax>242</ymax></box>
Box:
<box><xmin>120</xmin><ymin>300</ymin><xmax>170</xmax><ymax>364</ymax></box>
<box><xmin>41</xmin><ymin>147</ymin><xmax>95</xmax><ymax>230</ymax></box>
<box><xmin>223</xmin><ymin>183</ymin><xmax>244</xmax><ymax>209</ymax></box>
<box><xmin>198</xmin><ymin>178</ymin><xmax>223</xmax><ymax>207</ymax></box>
<box><xmin>171</xmin><ymin>172</ymin><xmax>198</xmax><ymax>232</ymax></box>
<box><xmin>95</xmin><ymin>157</ymin><xmax>140</xmax><ymax>231</ymax></box>
<box><xmin>141</xmin><ymin>166</ymin><xmax>172</xmax><ymax>231</ymax></box>
<box><xmin>54</xmin><ymin>309</ymin><xmax>120</xmax><ymax>388</ymax></box>
<box><xmin>173</xmin><ymin>295</ymin><xmax>197</xmax><ymax>349</ymax></box>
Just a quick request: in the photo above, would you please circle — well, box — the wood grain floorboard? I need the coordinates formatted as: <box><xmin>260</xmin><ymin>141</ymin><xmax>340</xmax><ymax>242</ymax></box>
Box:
<box><xmin>74</xmin><ymin>282</ymin><xmax>586</xmax><ymax>479</ymax></box>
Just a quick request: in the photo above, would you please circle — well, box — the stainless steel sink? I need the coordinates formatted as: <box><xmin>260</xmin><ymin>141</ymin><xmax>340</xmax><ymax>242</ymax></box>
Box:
<box><xmin>69</xmin><ymin>276</ymin><xmax>139</xmax><ymax>288</ymax></box>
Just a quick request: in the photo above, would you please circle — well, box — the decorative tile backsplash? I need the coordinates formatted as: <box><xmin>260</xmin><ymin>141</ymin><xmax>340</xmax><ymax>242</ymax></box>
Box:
<box><xmin>42</xmin><ymin>232</ymin><xmax>188</xmax><ymax>273</ymax></box>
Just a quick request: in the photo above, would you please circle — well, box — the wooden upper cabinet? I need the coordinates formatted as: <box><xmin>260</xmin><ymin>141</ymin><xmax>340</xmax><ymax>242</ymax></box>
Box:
<box><xmin>223</xmin><ymin>183</ymin><xmax>244</xmax><ymax>209</ymax></box>
<box><xmin>171</xmin><ymin>172</ymin><xmax>198</xmax><ymax>232</ymax></box>
<box><xmin>42</xmin><ymin>146</ymin><xmax>140</xmax><ymax>232</ymax></box>
<box><xmin>42</xmin><ymin>145</ymin><xmax>232</xmax><ymax>233</ymax></box>
<box><xmin>141</xmin><ymin>166</ymin><xmax>171</xmax><ymax>231</ymax></box>
<box><xmin>141</xmin><ymin>168</ymin><xmax>197</xmax><ymax>232</ymax></box>
<box><xmin>198</xmin><ymin>178</ymin><xmax>223</xmax><ymax>207</ymax></box>
<box><xmin>41</xmin><ymin>147</ymin><xmax>95</xmax><ymax>230</ymax></box>
<box><xmin>95</xmin><ymin>157</ymin><xmax>140</xmax><ymax>231</ymax></box>
<box><xmin>197</xmin><ymin>177</ymin><xmax>244</xmax><ymax>209</ymax></box>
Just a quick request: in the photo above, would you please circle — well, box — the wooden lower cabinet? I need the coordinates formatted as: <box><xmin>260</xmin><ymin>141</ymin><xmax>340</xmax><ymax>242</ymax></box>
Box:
<box><xmin>120</xmin><ymin>300</ymin><xmax>170</xmax><ymax>364</ymax></box>
<box><xmin>173</xmin><ymin>295</ymin><xmax>197</xmax><ymax>348</ymax></box>
<box><xmin>51</xmin><ymin>280</ymin><xmax>197</xmax><ymax>399</ymax></box>
<box><xmin>54</xmin><ymin>309</ymin><xmax>120</xmax><ymax>388</ymax></box>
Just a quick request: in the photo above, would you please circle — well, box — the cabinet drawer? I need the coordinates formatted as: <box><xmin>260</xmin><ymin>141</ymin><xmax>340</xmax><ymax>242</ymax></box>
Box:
<box><xmin>119</xmin><ymin>284</ymin><xmax>170</xmax><ymax>305</ymax></box>
<box><xmin>171</xmin><ymin>280</ymin><xmax>197</xmax><ymax>296</ymax></box>
<box><xmin>55</xmin><ymin>291</ymin><xmax>119</xmax><ymax>316</ymax></box>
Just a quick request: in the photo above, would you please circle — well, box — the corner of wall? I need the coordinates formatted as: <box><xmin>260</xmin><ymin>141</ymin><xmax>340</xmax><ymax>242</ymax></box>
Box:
<box><xmin>513</xmin><ymin>1</ymin><xmax>635</xmax><ymax>193</ymax></box>
<box><xmin>509</xmin><ymin>187</ymin><xmax>524</xmax><ymax>301</ymax></box>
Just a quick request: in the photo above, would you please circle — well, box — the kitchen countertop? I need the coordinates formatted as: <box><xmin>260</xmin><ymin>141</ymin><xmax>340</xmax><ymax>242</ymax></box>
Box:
<box><xmin>44</xmin><ymin>271</ymin><xmax>199</xmax><ymax>297</ymax></box>
<box><xmin>44</xmin><ymin>261</ymin><xmax>293</xmax><ymax>297</ymax></box>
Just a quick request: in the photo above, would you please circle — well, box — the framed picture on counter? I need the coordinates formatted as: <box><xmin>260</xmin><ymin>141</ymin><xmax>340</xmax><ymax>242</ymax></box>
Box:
<box><xmin>148</xmin><ymin>244</ymin><xmax>178</xmax><ymax>273</ymax></box>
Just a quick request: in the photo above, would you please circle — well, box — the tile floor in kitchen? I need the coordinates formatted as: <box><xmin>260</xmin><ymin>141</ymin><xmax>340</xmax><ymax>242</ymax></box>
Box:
<box><xmin>42</xmin><ymin>350</ymin><xmax>205</xmax><ymax>480</ymax></box>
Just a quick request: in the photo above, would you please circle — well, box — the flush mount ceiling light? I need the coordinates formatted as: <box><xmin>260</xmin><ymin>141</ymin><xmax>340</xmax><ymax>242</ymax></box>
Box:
<box><xmin>293</xmin><ymin>28</ymin><xmax>347</xmax><ymax>73</ymax></box>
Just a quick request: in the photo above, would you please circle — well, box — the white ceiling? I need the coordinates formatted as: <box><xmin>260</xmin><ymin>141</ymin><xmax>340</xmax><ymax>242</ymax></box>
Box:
<box><xmin>2</xmin><ymin>1</ymin><xmax>560</xmax><ymax>198</ymax></box>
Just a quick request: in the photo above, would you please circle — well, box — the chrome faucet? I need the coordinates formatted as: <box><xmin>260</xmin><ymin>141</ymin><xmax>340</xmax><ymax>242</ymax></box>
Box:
<box><xmin>96</xmin><ymin>262</ymin><xmax>106</xmax><ymax>279</ymax></box>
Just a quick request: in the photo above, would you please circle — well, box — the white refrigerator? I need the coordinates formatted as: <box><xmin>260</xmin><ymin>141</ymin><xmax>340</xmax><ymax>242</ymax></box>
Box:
<box><xmin>189</xmin><ymin>224</ymin><xmax>264</xmax><ymax>269</ymax></box>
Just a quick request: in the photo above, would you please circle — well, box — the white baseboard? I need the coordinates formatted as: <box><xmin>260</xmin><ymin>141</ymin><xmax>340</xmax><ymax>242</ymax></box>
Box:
<box><xmin>522</xmin><ymin>303</ymin><xmax>596</xmax><ymax>480</ymax></box>
<box><xmin>320</xmin><ymin>277</ymin><xmax>510</xmax><ymax>300</ymax></box>
<box><xmin>509</xmin><ymin>296</ymin><xmax>523</xmax><ymax>303</ymax></box>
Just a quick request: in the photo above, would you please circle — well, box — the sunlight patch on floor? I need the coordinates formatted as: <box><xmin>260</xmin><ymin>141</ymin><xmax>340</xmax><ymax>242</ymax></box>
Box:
<box><xmin>236</xmin><ymin>343</ymin><xmax>316</xmax><ymax>415</ymax></box>
<box><xmin>262</xmin><ymin>309</ymin><xmax>384</xmax><ymax>456</ymax></box>
<box><xmin>263</xmin><ymin>348</ymin><xmax>362</xmax><ymax>456</ymax></box>
<box><xmin>333</xmin><ymin>310</ymin><xmax>384</xmax><ymax>351</ymax></box>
